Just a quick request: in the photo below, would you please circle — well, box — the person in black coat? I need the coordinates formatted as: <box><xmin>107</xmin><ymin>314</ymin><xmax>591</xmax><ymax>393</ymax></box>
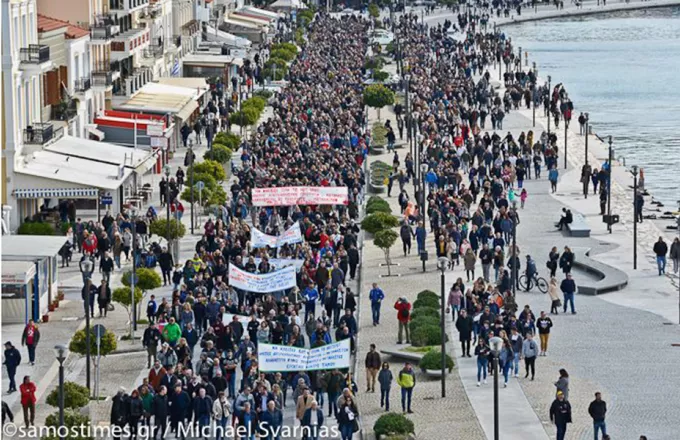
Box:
<box><xmin>81</xmin><ymin>280</ymin><xmax>97</xmax><ymax>318</ymax></box>
<box><xmin>169</xmin><ymin>384</ymin><xmax>191</xmax><ymax>439</ymax></box>
<box><xmin>151</xmin><ymin>386</ymin><xmax>169</xmax><ymax>439</ymax></box>
<box><xmin>347</xmin><ymin>244</ymin><xmax>360</xmax><ymax>281</ymax></box>
<box><xmin>99</xmin><ymin>252</ymin><xmax>114</xmax><ymax>284</ymax></box>
<box><xmin>559</xmin><ymin>247</ymin><xmax>574</xmax><ymax>274</ymax></box>
<box><xmin>159</xmin><ymin>249</ymin><xmax>174</xmax><ymax>286</ymax></box>
<box><xmin>455</xmin><ymin>310</ymin><xmax>473</xmax><ymax>357</ymax></box>
<box><xmin>192</xmin><ymin>388</ymin><xmax>213</xmax><ymax>433</ymax></box>
<box><xmin>110</xmin><ymin>388</ymin><xmax>129</xmax><ymax>440</ymax></box>
<box><xmin>97</xmin><ymin>280</ymin><xmax>112</xmax><ymax>318</ymax></box>
<box><xmin>128</xmin><ymin>390</ymin><xmax>144</xmax><ymax>440</ymax></box>
<box><xmin>550</xmin><ymin>392</ymin><xmax>572</xmax><ymax>440</ymax></box>
<box><xmin>3</xmin><ymin>342</ymin><xmax>21</xmax><ymax>393</ymax></box>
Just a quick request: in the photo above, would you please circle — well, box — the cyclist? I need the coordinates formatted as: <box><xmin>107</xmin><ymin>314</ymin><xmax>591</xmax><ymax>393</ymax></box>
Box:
<box><xmin>524</xmin><ymin>255</ymin><xmax>537</xmax><ymax>291</ymax></box>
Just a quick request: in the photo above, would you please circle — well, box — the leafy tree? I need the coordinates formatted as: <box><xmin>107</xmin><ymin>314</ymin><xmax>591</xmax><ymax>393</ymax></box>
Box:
<box><xmin>121</xmin><ymin>268</ymin><xmax>161</xmax><ymax>323</ymax></box>
<box><xmin>46</xmin><ymin>382</ymin><xmax>90</xmax><ymax>409</ymax></box>
<box><xmin>264</xmin><ymin>66</ymin><xmax>287</xmax><ymax>81</ymax></box>
<box><xmin>366</xmin><ymin>196</ymin><xmax>392</xmax><ymax>214</ymax></box>
<box><xmin>419</xmin><ymin>350</ymin><xmax>454</xmax><ymax>372</ymax></box>
<box><xmin>18</xmin><ymin>222</ymin><xmax>55</xmax><ymax>235</ymax></box>
<box><xmin>374</xmin><ymin>229</ymin><xmax>398</xmax><ymax>276</ymax></box>
<box><xmin>192</xmin><ymin>160</ymin><xmax>226</xmax><ymax>182</ymax></box>
<box><xmin>69</xmin><ymin>328</ymin><xmax>117</xmax><ymax>357</ymax></box>
<box><xmin>361</xmin><ymin>212</ymin><xmax>399</xmax><ymax>234</ymax></box>
<box><xmin>189</xmin><ymin>172</ymin><xmax>218</xmax><ymax>190</ymax></box>
<box><xmin>230</xmin><ymin>107</ymin><xmax>261</xmax><ymax>127</ymax></box>
<box><xmin>253</xmin><ymin>89</ymin><xmax>273</xmax><ymax>100</ymax></box>
<box><xmin>271</xmin><ymin>42</ymin><xmax>297</xmax><ymax>53</ymax></box>
<box><xmin>363</xmin><ymin>84</ymin><xmax>395</xmax><ymax>120</ymax></box>
<box><xmin>43</xmin><ymin>410</ymin><xmax>94</xmax><ymax>440</ymax></box>
<box><xmin>372</xmin><ymin>70</ymin><xmax>390</xmax><ymax>82</ymax></box>
<box><xmin>243</xmin><ymin>96</ymin><xmax>267</xmax><ymax>113</ymax></box>
<box><xmin>373</xmin><ymin>413</ymin><xmax>415</xmax><ymax>440</ymax></box>
<box><xmin>368</xmin><ymin>3</ymin><xmax>380</xmax><ymax>18</ymax></box>
<box><xmin>112</xmin><ymin>286</ymin><xmax>143</xmax><ymax>326</ymax></box>
<box><xmin>270</xmin><ymin>48</ymin><xmax>296</xmax><ymax>62</ymax></box>
<box><xmin>203</xmin><ymin>144</ymin><xmax>232</xmax><ymax>164</ymax></box>
<box><xmin>213</xmin><ymin>132</ymin><xmax>241</xmax><ymax>150</ymax></box>
<box><xmin>149</xmin><ymin>218</ymin><xmax>186</xmax><ymax>242</ymax></box>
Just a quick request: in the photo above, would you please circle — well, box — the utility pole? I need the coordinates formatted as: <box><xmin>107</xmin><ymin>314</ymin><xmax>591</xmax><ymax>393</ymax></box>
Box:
<box><xmin>607</xmin><ymin>136</ymin><xmax>613</xmax><ymax>234</ymax></box>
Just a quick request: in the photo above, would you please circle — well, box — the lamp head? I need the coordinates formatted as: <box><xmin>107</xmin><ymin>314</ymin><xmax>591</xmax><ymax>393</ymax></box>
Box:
<box><xmin>420</xmin><ymin>163</ymin><xmax>428</xmax><ymax>173</ymax></box>
<box><xmin>79</xmin><ymin>257</ymin><xmax>94</xmax><ymax>275</ymax></box>
<box><xmin>437</xmin><ymin>257</ymin><xmax>449</xmax><ymax>272</ymax></box>
<box><xmin>631</xmin><ymin>165</ymin><xmax>639</xmax><ymax>176</ymax></box>
<box><xmin>585</xmin><ymin>112</ymin><xmax>589</xmax><ymax>120</ymax></box>
<box><xmin>54</xmin><ymin>344</ymin><xmax>68</xmax><ymax>361</ymax></box>
<box><xmin>163</xmin><ymin>164</ymin><xmax>171</xmax><ymax>177</ymax></box>
<box><xmin>489</xmin><ymin>336</ymin><xmax>503</xmax><ymax>354</ymax></box>
<box><xmin>548</xmin><ymin>75</ymin><xmax>551</xmax><ymax>83</ymax></box>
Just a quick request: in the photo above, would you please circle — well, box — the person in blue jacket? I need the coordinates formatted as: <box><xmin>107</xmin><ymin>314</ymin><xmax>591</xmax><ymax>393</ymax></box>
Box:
<box><xmin>368</xmin><ymin>283</ymin><xmax>385</xmax><ymax>326</ymax></box>
<box><xmin>3</xmin><ymin>342</ymin><xmax>21</xmax><ymax>393</ymax></box>
<box><xmin>259</xmin><ymin>400</ymin><xmax>284</xmax><ymax>440</ymax></box>
<box><xmin>415</xmin><ymin>221</ymin><xmax>427</xmax><ymax>254</ymax></box>
<box><xmin>169</xmin><ymin>384</ymin><xmax>191</xmax><ymax>439</ymax></box>
<box><xmin>303</xmin><ymin>282</ymin><xmax>319</xmax><ymax>321</ymax></box>
<box><xmin>302</xmin><ymin>400</ymin><xmax>325</xmax><ymax>440</ymax></box>
<box><xmin>192</xmin><ymin>387</ymin><xmax>213</xmax><ymax>436</ymax></box>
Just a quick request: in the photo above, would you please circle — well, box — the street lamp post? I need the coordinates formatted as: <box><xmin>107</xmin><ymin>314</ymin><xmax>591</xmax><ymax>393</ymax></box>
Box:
<box><xmin>164</xmin><ymin>165</ymin><xmax>171</xmax><ymax>248</ymax></box>
<box><xmin>189</xmin><ymin>144</ymin><xmax>195</xmax><ymax>235</ymax></box>
<box><xmin>130</xmin><ymin>206</ymin><xmax>138</xmax><ymax>334</ymax></box>
<box><xmin>437</xmin><ymin>257</ymin><xmax>449</xmax><ymax>398</ymax></box>
<box><xmin>547</xmin><ymin>75</ymin><xmax>552</xmax><ymax>138</ymax></box>
<box><xmin>584</xmin><ymin>112</ymin><xmax>590</xmax><ymax>166</ymax></box>
<box><xmin>532</xmin><ymin>63</ymin><xmax>537</xmax><ymax>128</ymax></box>
<box><xmin>54</xmin><ymin>344</ymin><xmax>68</xmax><ymax>440</ymax></box>
<box><xmin>631</xmin><ymin>165</ymin><xmax>639</xmax><ymax>269</ymax></box>
<box><xmin>511</xmin><ymin>201</ymin><xmax>518</xmax><ymax>296</ymax></box>
<box><xmin>677</xmin><ymin>200</ymin><xmax>680</xmax><ymax>325</ymax></box>
<box><xmin>78</xmin><ymin>257</ymin><xmax>94</xmax><ymax>391</ymax></box>
<box><xmin>489</xmin><ymin>336</ymin><xmax>503</xmax><ymax>440</ymax></box>
<box><xmin>607</xmin><ymin>136</ymin><xmax>613</xmax><ymax>234</ymax></box>
<box><xmin>420</xmin><ymin>163</ymin><xmax>428</xmax><ymax>229</ymax></box>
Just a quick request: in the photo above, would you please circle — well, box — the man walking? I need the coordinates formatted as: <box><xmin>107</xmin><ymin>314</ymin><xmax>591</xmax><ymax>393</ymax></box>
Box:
<box><xmin>536</xmin><ymin>311</ymin><xmax>554</xmax><ymax>356</ymax></box>
<box><xmin>560</xmin><ymin>273</ymin><xmax>577</xmax><ymax>314</ymax></box>
<box><xmin>396</xmin><ymin>363</ymin><xmax>416</xmax><ymax>414</ymax></box>
<box><xmin>550</xmin><ymin>391</ymin><xmax>572</xmax><ymax>440</ymax></box>
<box><xmin>3</xmin><ymin>342</ymin><xmax>21</xmax><ymax>393</ymax></box>
<box><xmin>20</xmin><ymin>320</ymin><xmax>40</xmax><ymax>366</ymax></box>
<box><xmin>394</xmin><ymin>297</ymin><xmax>411</xmax><ymax>344</ymax></box>
<box><xmin>455</xmin><ymin>309</ymin><xmax>473</xmax><ymax>357</ymax></box>
<box><xmin>653</xmin><ymin>236</ymin><xmax>668</xmax><ymax>276</ymax></box>
<box><xmin>365</xmin><ymin>344</ymin><xmax>381</xmax><ymax>393</ymax></box>
<box><xmin>369</xmin><ymin>283</ymin><xmax>385</xmax><ymax>326</ymax></box>
<box><xmin>143</xmin><ymin>322</ymin><xmax>162</xmax><ymax>368</ymax></box>
<box><xmin>588</xmin><ymin>392</ymin><xmax>607</xmax><ymax>440</ymax></box>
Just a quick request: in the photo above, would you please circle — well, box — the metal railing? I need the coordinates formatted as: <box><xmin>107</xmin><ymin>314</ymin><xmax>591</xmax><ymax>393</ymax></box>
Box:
<box><xmin>92</xmin><ymin>71</ymin><xmax>113</xmax><ymax>87</ymax></box>
<box><xmin>51</xmin><ymin>102</ymin><xmax>78</xmax><ymax>121</ymax></box>
<box><xmin>23</xmin><ymin>123</ymin><xmax>63</xmax><ymax>145</ymax></box>
<box><xmin>19</xmin><ymin>45</ymin><xmax>50</xmax><ymax>64</ymax></box>
<box><xmin>90</xmin><ymin>23</ymin><xmax>120</xmax><ymax>39</ymax></box>
<box><xmin>143</xmin><ymin>44</ymin><xmax>164</xmax><ymax>58</ymax></box>
<box><xmin>74</xmin><ymin>77</ymin><xmax>91</xmax><ymax>93</ymax></box>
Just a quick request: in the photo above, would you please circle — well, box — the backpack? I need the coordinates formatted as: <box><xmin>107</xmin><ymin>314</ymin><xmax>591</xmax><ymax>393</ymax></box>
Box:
<box><xmin>399</xmin><ymin>307</ymin><xmax>409</xmax><ymax>319</ymax></box>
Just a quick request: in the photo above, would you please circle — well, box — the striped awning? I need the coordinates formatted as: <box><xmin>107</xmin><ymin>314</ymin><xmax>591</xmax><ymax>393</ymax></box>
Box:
<box><xmin>13</xmin><ymin>188</ymin><xmax>99</xmax><ymax>199</ymax></box>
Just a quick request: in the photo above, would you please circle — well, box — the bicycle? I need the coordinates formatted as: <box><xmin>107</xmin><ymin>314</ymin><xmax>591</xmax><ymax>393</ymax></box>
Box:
<box><xmin>518</xmin><ymin>273</ymin><xmax>548</xmax><ymax>293</ymax></box>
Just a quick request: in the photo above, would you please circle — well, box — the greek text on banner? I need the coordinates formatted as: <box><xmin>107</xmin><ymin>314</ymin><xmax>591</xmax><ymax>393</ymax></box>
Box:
<box><xmin>258</xmin><ymin>339</ymin><xmax>351</xmax><ymax>372</ymax></box>
<box><xmin>251</xmin><ymin>186</ymin><xmax>349</xmax><ymax>207</ymax></box>
<box><xmin>251</xmin><ymin>223</ymin><xmax>303</xmax><ymax>248</ymax></box>
<box><xmin>228</xmin><ymin>265</ymin><xmax>297</xmax><ymax>293</ymax></box>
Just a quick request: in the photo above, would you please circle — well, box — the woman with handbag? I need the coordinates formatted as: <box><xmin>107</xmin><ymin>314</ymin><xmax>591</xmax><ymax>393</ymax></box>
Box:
<box><xmin>337</xmin><ymin>396</ymin><xmax>359</xmax><ymax>440</ymax></box>
<box><xmin>548</xmin><ymin>277</ymin><xmax>561</xmax><ymax>315</ymax></box>
<box><xmin>547</xmin><ymin>246</ymin><xmax>560</xmax><ymax>278</ymax></box>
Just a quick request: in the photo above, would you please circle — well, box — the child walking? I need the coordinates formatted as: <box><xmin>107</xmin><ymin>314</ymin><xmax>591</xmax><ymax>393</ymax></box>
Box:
<box><xmin>520</xmin><ymin>189</ymin><xmax>528</xmax><ymax>209</ymax></box>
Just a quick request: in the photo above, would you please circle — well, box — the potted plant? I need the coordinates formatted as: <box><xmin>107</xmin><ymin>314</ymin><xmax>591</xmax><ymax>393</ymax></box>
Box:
<box><xmin>52</xmin><ymin>299</ymin><xmax>60</xmax><ymax>309</ymax></box>
<box><xmin>42</xmin><ymin>314</ymin><xmax>50</xmax><ymax>322</ymax></box>
<box><xmin>48</xmin><ymin>302</ymin><xmax>56</xmax><ymax>312</ymax></box>
<box><xmin>57</xmin><ymin>291</ymin><xmax>65</xmax><ymax>301</ymax></box>
<box><xmin>419</xmin><ymin>349</ymin><xmax>454</xmax><ymax>376</ymax></box>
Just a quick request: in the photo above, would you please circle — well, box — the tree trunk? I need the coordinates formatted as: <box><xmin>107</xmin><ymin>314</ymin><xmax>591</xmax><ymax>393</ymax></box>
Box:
<box><xmin>385</xmin><ymin>249</ymin><xmax>391</xmax><ymax>276</ymax></box>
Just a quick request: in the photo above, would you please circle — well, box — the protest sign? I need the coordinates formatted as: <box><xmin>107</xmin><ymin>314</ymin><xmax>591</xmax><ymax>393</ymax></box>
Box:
<box><xmin>251</xmin><ymin>186</ymin><xmax>349</xmax><ymax>207</ymax></box>
<box><xmin>253</xmin><ymin>258</ymin><xmax>305</xmax><ymax>272</ymax></box>
<box><xmin>258</xmin><ymin>339</ymin><xmax>351</xmax><ymax>372</ymax></box>
<box><xmin>228</xmin><ymin>265</ymin><xmax>297</xmax><ymax>293</ymax></box>
<box><xmin>222</xmin><ymin>312</ymin><xmax>263</xmax><ymax>326</ymax></box>
<box><xmin>251</xmin><ymin>223</ymin><xmax>303</xmax><ymax>249</ymax></box>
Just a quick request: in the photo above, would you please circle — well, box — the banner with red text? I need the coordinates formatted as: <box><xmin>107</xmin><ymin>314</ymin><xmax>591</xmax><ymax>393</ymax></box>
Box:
<box><xmin>251</xmin><ymin>186</ymin><xmax>349</xmax><ymax>207</ymax></box>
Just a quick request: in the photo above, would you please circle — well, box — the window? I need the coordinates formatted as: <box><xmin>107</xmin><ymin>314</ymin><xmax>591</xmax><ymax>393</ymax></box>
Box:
<box><xmin>16</xmin><ymin>85</ymin><xmax>22</xmax><ymax>130</ymax></box>
<box><xmin>13</xmin><ymin>16</ymin><xmax>18</xmax><ymax>52</ymax></box>
<box><xmin>75</xmin><ymin>54</ymin><xmax>80</xmax><ymax>82</ymax></box>
<box><xmin>22</xmin><ymin>14</ymin><xmax>27</xmax><ymax>48</ymax></box>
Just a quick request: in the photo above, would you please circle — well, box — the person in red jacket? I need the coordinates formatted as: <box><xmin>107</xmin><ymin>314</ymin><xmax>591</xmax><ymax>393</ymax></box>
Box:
<box><xmin>19</xmin><ymin>376</ymin><xmax>36</xmax><ymax>427</ymax></box>
<box><xmin>394</xmin><ymin>297</ymin><xmax>411</xmax><ymax>344</ymax></box>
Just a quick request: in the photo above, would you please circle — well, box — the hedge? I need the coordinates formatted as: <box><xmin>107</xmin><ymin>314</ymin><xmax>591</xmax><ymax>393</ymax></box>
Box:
<box><xmin>410</xmin><ymin>306</ymin><xmax>440</xmax><ymax>321</ymax></box>
<box><xmin>271</xmin><ymin>42</ymin><xmax>298</xmax><ymax>54</ymax></box>
<box><xmin>366</xmin><ymin>196</ymin><xmax>392</xmax><ymax>214</ymax></box>
<box><xmin>203</xmin><ymin>144</ymin><xmax>232</xmax><ymax>164</ymax></box>
<box><xmin>413</xmin><ymin>296</ymin><xmax>440</xmax><ymax>310</ymax></box>
<box><xmin>149</xmin><ymin>218</ymin><xmax>186</xmax><ymax>241</ymax></box>
<box><xmin>270</xmin><ymin>48</ymin><xmax>296</xmax><ymax>62</ymax></box>
<box><xmin>411</xmin><ymin>324</ymin><xmax>445</xmax><ymax>347</ymax></box>
<box><xmin>373</xmin><ymin>413</ymin><xmax>415</xmax><ymax>440</ymax></box>
<box><xmin>192</xmin><ymin>160</ymin><xmax>226</xmax><ymax>182</ymax></box>
<box><xmin>69</xmin><ymin>328</ymin><xmax>117</xmax><ymax>357</ymax></box>
<box><xmin>253</xmin><ymin>89</ymin><xmax>273</xmax><ymax>100</ymax></box>
<box><xmin>417</xmin><ymin>290</ymin><xmax>439</xmax><ymax>302</ymax></box>
<box><xmin>372</xmin><ymin>70</ymin><xmax>390</xmax><ymax>82</ymax></box>
<box><xmin>46</xmin><ymin>381</ymin><xmax>90</xmax><ymax>409</ymax></box>
<box><xmin>408</xmin><ymin>315</ymin><xmax>440</xmax><ymax>336</ymax></box>
<box><xmin>214</xmin><ymin>132</ymin><xmax>241</xmax><ymax>150</ymax></box>
<box><xmin>43</xmin><ymin>410</ymin><xmax>93</xmax><ymax>440</ymax></box>
<box><xmin>361</xmin><ymin>212</ymin><xmax>399</xmax><ymax>234</ymax></box>
<box><xmin>419</xmin><ymin>349</ymin><xmax>454</xmax><ymax>372</ymax></box>
<box><xmin>18</xmin><ymin>221</ymin><xmax>56</xmax><ymax>236</ymax></box>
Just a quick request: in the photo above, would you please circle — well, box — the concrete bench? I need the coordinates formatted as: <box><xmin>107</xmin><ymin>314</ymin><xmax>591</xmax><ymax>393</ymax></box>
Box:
<box><xmin>572</xmin><ymin>247</ymin><xmax>628</xmax><ymax>295</ymax></box>
<box><xmin>566</xmin><ymin>213</ymin><xmax>591</xmax><ymax>237</ymax></box>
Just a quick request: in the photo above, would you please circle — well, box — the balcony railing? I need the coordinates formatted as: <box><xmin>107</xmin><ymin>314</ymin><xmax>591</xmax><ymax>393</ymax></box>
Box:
<box><xmin>181</xmin><ymin>20</ymin><xmax>200</xmax><ymax>36</ymax></box>
<box><xmin>92</xmin><ymin>71</ymin><xmax>113</xmax><ymax>87</ymax></box>
<box><xmin>23</xmin><ymin>123</ymin><xmax>63</xmax><ymax>145</ymax></box>
<box><xmin>143</xmin><ymin>44</ymin><xmax>164</xmax><ymax>58</ymax></box>
<box><xmin>20</xmin><ymin>45</ymin><xmax>50</xmax><ymax>64</ymax></box>
<box><xmin>90</xmin><ymin>23</ymin><xmax>120</xmax><ymax>40</ymax></box>
<box><xmin>74</xmin><ymin>77</ymin><xmax>91</xmax><ymax>93</ymax></box>
<box><xmin>110</xmin><ymin>0</ymin><xmax>148</xmax><ymax>11</ymax></box>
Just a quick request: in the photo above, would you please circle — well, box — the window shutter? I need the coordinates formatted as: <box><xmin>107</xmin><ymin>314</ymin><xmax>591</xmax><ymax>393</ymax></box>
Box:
<box><xmin>46</xmin><ymin>70</ymin><xmax>59</xmax><ymax>106</ymax></box>
<box><xmin>59</xmin><ymin>65</ymin><xmax>68</xmax><ymax>99</ymax></box>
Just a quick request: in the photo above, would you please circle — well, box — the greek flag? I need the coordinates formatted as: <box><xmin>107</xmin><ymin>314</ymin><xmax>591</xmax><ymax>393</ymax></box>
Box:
<box><xmin>171</xmin><ymin>59</ymin><xmax>180</xmax><ymax>77</ymax></box>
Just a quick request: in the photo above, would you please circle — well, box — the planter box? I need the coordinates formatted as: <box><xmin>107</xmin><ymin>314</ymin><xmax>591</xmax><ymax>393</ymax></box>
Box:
<box><xmin>42</xmin><ymin>314</ymin><xmax>50</xmax><ymax>323</ymax></box>
<box><xmin>424</xmin><ymin>368</ymin><xmax>450</xmax><ymax>377</ymax></box>
<box><xmin>370</xmin><ymin>146</ymin><xmax>387</xmax><ymax>155</ymax></box>
<box><xmin>370</xmin><ymin>182</ymin><xmax>386</xmax><ymax>194</ymax></box>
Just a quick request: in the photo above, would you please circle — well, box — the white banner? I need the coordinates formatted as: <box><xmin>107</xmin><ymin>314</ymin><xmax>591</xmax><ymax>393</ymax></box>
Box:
<box><xmin>252</xmin><ymin>186</ymin><xmax>349</xmax><ymax>207</ymax></box>
<box><xmin>222</xmin><ymin>312</ymin><xmax>263</xmax><ymax>326</ymax></box>
<box><xmin>253</xmin><ymin>258</ymin><xmax>305</xmax><ymax>272</ymax></box>
<box><xmin>228</xmin><ymin>265</ymin><xmax>297</xmax><ymax>293</ymax></box>
<box><xmin>258</xmin><ymin>339</ymin><xmax>351</xmax><ymax>372</ymax></box>
<box><xmin>251</xmin><ymin>223</ymin><xmax>303</xmax><ymax>249</ymax></box>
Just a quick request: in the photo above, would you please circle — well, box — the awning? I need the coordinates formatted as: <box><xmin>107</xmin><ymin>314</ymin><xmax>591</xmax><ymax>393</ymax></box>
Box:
<box><xmin>230</xmin><ymin>13</ymin><xmax>272</xmax><ymax>27</ymax></box>
<box><xmin>13</xmin><ymin>187</ymin><xmax>99</xmax><ymax>199</ymax></box>
<box><xmin>204</xmin><ymin>25</ymin><xmax>252</xmax><ymax>48</ymax></box>
<box><xmin>86</xmin><ymin>126</ymin><xmax>105</xmax><ymax>141</ymax></box>
<box><xmin>223</xmin><ymin>18</ymin><xmax>262</xmax><ymax>30</ymax></box>
<box><xmin>44</xmin><ymin>135</ymin><xmax>155</xmax><ymax>173</ymax></box>
<box><xmin>242</xmin><ymin>6</ymin><xmax>281</xmax><ymax>19</ymax></box>
<box><xmin>269</xmin><ymin>0</ymin><xmax>307</xmax><ymax>10</ymax></box>
<box><xmin>175</xmin><ymin>100</ymin><xmax>199</xmax><ymax>122</ymax></box>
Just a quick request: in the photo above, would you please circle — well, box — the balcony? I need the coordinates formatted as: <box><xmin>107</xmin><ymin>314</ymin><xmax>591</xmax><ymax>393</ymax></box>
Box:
<box><xmin>19</xmin><ymin>45</ymin><xmax>52</xmax><ymax>74</ymax></box>
<box><xmin>142</xmin><ymin>44</ymin><xmax>164</xmax><ymax>59</ymax></box>
<box><xmin>90</xmin><ymin>23</ymin><xmax>121</xmax><ymax>40</ymax></box>
<box><xmin>139</xmin><ymin>2</ymin><xmax>162</xmax><ymax>20</ymax></box>
<box><xmin>181</xmin><ymin>20</ymin><xmax>200</xmax><ymax>36</ymax></box>
<box><xmin>74</xmin><ymin>78</ymin><xmax>92</xmax><ymax>94</ymax></box>
<box><xmin>111</xmin><ymin>27</ymin><xmax>150</xmax><ymax>61</ymax></box>
<box><xmin>23</xmin><ymin>123</ymin><xmax>64</xmax><ymax>145</ymax></box>
<box><xmin>109</xmin><ymin>0</ymin><xmax>149</xmax><ymax>13</ymax></box>
<box><xmin>92</xmin><ymin>71</ymin><xmax>113</xmax><ymax>88</ymax></box>
<box><xmin>114</xmin><ymin>67</ymin><xmax>152</xmax><ymax>97</ymax></box>
<box><xmin>51</xmin><ymin>100</ymin><xmax>79</xmax><ymax>121</ymax></box>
